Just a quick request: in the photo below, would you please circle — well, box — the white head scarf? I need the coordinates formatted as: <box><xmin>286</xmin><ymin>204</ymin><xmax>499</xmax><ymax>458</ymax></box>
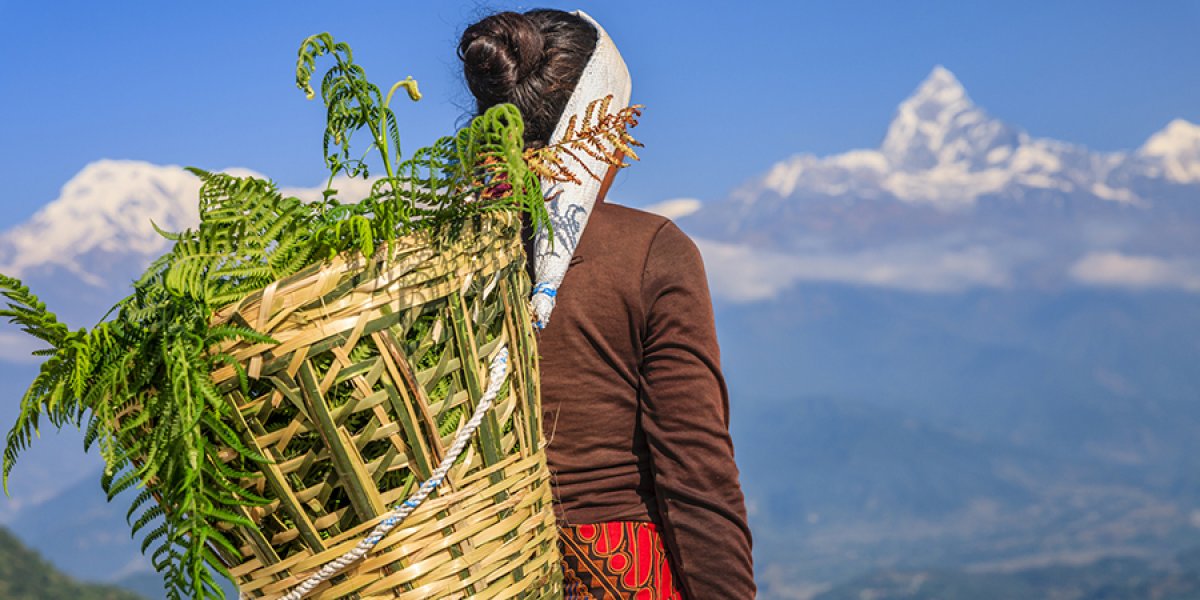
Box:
<box><xmin>529</xmin><ymin>9</ymin><xmax>632</xmax><ymax>329</ymax></box>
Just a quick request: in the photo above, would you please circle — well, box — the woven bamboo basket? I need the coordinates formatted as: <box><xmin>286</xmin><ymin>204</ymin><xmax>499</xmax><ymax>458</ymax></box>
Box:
<box><xmin>199</xmin><ymin>209</ymin><xmax>560</xmax><ymax>599</ymax></box>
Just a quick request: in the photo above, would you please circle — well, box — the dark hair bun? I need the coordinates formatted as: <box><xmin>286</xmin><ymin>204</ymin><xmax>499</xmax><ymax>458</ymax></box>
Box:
<box><xmin>459</xmin><ymin>9</ymin><xmax>598</xmax><ymax>149</ymax></box>
<box><xmin>458</xmin><ymin>12</ymin><xmax>545</xmax><ymax>102</ymax></box>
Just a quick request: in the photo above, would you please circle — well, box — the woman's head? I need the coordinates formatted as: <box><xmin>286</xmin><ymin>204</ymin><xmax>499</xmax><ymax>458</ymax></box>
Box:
<box><xmin>458</xmin><ymin>9</ymin><xmax>598</xmax><ymax>149</ymax></box>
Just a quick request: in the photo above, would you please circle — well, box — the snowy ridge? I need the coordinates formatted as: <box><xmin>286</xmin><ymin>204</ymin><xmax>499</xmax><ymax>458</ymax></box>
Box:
<box><xmin>0</xmin><ymin>160</ymin><xmax>373</xmax><ymax>287</ymax></box>
<box><xmin>1136</xmin><ymin>118</ymin><xmax>1200</xmax><ymax>183</ymax></box>
<box><xmin>734</xmin><ymin>66</ymin><xmax>1186</xmax><ymax>212</ymax></box>
<box><xmin>0</xmin><ymin>161</ymin><xmax>206</xmax><ymax>286</ymax></box>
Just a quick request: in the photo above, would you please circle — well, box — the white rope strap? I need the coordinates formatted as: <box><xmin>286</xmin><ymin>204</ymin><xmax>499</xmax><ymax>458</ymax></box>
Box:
<box><xmin>276</xmin><ymin>346</ymin><xmax>510</xmax><ymax>600</ymax></box>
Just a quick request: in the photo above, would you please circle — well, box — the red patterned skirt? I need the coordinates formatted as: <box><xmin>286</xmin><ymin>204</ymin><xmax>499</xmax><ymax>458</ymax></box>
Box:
<box><xmin>558</xmin><ymin>521</ymin><xmax>684</xmax><ymax>599</ymax></box>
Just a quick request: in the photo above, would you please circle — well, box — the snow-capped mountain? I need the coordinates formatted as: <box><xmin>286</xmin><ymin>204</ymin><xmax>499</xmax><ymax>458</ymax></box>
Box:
<box><xmin>0</xmin><ymin>160</ymin><xmax>204</xmax><ymax>287</ymax></box>
<box><xmin>0</xmin><ymin>160</ymin><xmax>378</xmax><ymax>286</ymax></box>
<box><xmin>673</xmin><ymin>66</ymin><xmax>1200</xmax><ymax>300</ymax></box>
<box><xmin>716</xmin><ymin>65</ymin><xmax>1162</xmax><ymax>214</ymax></box>
<box><xmin>1134</xmin><ymin>118</ymin><xmax>1200</xmax><ymax>184</ymax></box>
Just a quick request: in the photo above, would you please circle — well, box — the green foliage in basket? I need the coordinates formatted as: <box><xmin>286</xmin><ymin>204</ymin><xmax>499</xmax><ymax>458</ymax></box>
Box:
<box><xmin>0</xmin><ymin>33</ymin><xmax>557</xmax><ymax>600</ymax></box>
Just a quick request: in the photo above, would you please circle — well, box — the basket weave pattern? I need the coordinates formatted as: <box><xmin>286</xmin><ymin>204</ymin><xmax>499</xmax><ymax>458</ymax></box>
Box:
<box><xmin>201</xmin><ymin>211</ymin><xmax>559</xmax><ymax>598</ymax></box>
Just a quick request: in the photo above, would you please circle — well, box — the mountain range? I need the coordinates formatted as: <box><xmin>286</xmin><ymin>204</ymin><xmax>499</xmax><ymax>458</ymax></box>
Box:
<box><xmin>675</xmin><ymin>65</ymin><xmax>1200</xmax><ymax>302</ymax></box>
<box><xmin>0</xmin><ymin>66</ymin><xmax>1198</xmax><ymax>599</ymax></box>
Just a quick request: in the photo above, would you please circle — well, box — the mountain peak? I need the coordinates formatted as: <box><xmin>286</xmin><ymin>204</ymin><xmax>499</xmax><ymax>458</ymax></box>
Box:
<box><xmin>881</xmin><ymin>66</ymin><xmax>1021</xmax><ymax>172</ymax></box>
<box><xmin>1140</xmin><ymin>118</ymin><xmax>1200</xmax><ymax>157</ymax></box>
<box><xmin>913</xmin><ymin>65</ymin><xmax>968</xmax><ymax>105</ymax></box>
<box><xmin>0</xmin><ymin>161</ymin><xmax>372</xmax><ymax>287</ymax></box>
<box><xmin>1136</xmin><ymin>119</ymin><xmax>1200</xmax><ymax>183</ymax></box>
<box><xmin>0</xmin><ymin>160</ymin><xmax>204</xmax><ymax>286</ymax></box>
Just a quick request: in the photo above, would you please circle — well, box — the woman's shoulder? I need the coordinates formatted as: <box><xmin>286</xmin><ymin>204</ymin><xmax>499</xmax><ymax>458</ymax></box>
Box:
<box><xmin>594</xmin><ymin>201</ymin><xmax>698</xmax><ymax>254</ymax></box>
<box><xmin>594</xmin><ymin>201</ymin><xmax>669</xmax><ymax>231</ymax></box>
<box><xmin>593</xmin><ymin>202</ymin><xmax>708</xmax><ymax>299</ymax></box>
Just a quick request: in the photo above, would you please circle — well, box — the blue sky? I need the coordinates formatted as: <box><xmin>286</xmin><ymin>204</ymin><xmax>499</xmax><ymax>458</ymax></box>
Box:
<box><xmin>2</xmin><ymin>0</ymin><xmax>1198</xmax><ymax>231</ymax></box>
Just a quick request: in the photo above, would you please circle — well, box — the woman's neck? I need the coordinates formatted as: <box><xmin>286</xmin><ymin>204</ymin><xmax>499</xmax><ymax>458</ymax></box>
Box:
<box><xmin>596</xmin><ymin>150</ymin><xmax>624</xmax><ymax>205</ymax></box>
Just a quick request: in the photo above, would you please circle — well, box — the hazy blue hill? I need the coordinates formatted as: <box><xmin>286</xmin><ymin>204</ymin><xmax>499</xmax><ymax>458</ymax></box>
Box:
<box><xmin>0</xmin><ymin>525</ymin><xmax>145</xmax><ymax>600</ymax></box>
<box><xmin>814</xmin><ymin>548</ymin><xmax>1200</xmax><ymax>600</ymax></box>
<box><xmin>7</xmin><ymin>472</ymin><xmax>154</xmax><ymax>584</ymax></box>
<box><xmin>0</xmin><ymin>361</ymin><xmax>151</xmax><ymax>584</ymax></box>
<box><xmin>717</xmin><ymin>286</ymin><xmax>1200</xmax><ymax>463</ymax></box>
<box><xmin>731</xmin><ymin>392</ymin><xmax>1192</xmax><ymax>586</ymax></box>
<box><xmin>733</xmin><ymin>395</ymin><xmax>1040</xmax><ymax>525</ymax></box>
<box><xmin>115</xmin><ymin>572</ymin><xmax>174</xmax><ymax>600</ymax></box>
<box><xmin>2</xmin><ymin>468</ymin><xmax>237</xmax><ymax>599</ymax></box>
<box><xmin>721</xmin><ymin>287</ymin><xmax>1200</xmax><ymax>596</ymax></box>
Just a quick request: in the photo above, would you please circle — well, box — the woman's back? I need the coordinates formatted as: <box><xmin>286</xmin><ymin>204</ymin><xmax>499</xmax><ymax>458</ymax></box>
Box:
<box><xmin>525</xmin><ymin>200</ymin><xmax>756</xmax><ymax>597</ymax></box>
<box><xmin>530</xmin><ymin>200</ymin><xmax>667</xmax><ymax>524</ymax></box>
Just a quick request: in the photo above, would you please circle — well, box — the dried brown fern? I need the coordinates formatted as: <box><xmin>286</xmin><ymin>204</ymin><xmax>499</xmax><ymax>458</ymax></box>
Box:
<box><xmin>523</xmin><ymin>94</ymin><xmax>645</xmax><ymax>185</ymax></box>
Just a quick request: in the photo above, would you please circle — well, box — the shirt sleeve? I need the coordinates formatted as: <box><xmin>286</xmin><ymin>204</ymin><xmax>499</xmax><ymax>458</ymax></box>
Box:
<box><xmin>638</xmin><ymin>220</ymin><xmax>756</xmax><ymax>598</ymax></box>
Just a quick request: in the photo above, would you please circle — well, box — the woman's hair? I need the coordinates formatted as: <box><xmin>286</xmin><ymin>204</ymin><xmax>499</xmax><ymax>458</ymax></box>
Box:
<box><xmin>458</xmin><ymin>9</ymin><xmax>598</xmax><ymax>149</ymax></box>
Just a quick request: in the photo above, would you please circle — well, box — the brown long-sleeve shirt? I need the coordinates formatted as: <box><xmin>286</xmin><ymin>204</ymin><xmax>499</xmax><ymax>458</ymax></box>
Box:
<box><xmin>522</xmin><ymin>200</ymin><xmax>756</xmax><ymax>599</ymax></box>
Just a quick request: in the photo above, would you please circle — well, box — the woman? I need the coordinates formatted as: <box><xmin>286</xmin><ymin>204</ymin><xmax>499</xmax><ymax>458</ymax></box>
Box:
<box><xmin>459</xmin><ymin>9</ymin><xmax>756</xmax><ymax>598</ymax></box>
